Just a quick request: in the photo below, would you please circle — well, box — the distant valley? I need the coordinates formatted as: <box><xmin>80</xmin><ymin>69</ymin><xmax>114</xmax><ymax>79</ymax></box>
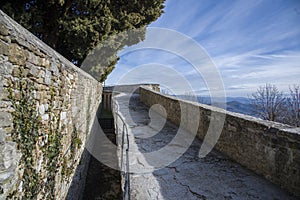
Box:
<box><xmin>177</xmin><ymin>95</ymin><xmax>258</xmax><ymax>118</ymax></box>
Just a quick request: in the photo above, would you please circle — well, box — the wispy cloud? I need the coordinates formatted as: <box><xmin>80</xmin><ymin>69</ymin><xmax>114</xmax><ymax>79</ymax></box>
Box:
<box><xmin>106</xmin><ymin>0</ymin><xmax>300</xmax><ymax>97</ymax></box>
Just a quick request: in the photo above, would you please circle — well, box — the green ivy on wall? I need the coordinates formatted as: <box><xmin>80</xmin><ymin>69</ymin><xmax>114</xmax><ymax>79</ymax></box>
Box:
<box><xmin>7</xmin><ymin>69</ymin><xmax>64</xmax><ymax>199</ymax></box>
<box><xmin>7</xmin><ymin>68</ymin><xmax>40</xmax><ymax>199</ymax></box>
<box><xmin>61</xmin><ymin>124</ymin><xmax>82</xmax><ymax>180</ymax></box>
<box><xmin>43</xmin><ymin>86</ymin><xmax>62</xmax><ymax>199</ymax></box>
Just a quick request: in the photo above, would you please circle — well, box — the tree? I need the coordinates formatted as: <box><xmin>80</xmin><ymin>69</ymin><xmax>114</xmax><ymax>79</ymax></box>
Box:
<box><xmin>286</xmin><ymin>85</ymin><xmax>300</xmax><ymax>127</ymax></box>
<box><xmin>0</xmin><ymin>0</ymin><xmax>165</xmax><ymax>81</ymax></box>
<box><xmin>251</xmin><ymin>83</ymin><xmax>286</xmax><ymax>122</ymax></box>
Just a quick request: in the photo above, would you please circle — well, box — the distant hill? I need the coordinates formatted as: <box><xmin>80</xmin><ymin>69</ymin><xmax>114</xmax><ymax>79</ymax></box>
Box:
<box><xmin>226</xmin><ymin>101</ymin><xmax>257</xmax><ymax>117</ymax></box>
<box><xmin>177</xmin><ymin>95</ymin><xmax>258</xmax><ymax>117</ymax></box>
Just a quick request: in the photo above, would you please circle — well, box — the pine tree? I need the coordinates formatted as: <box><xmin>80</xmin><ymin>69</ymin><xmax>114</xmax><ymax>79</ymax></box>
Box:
<box><xmin>1</xmin><ymin>0</ymin><xmax>165</xmax><ymax>81</ymax></box>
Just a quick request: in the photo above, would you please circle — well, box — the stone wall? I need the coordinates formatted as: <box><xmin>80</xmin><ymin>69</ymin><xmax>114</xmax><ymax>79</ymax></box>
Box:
<box><xmin>111</xmin><ymin>84</ymin><xmax>160</xmax><ymax>94</ymax></box>
<box><xmin>0</xmin><ymin>10</ymin><xmax>102</xmax><ymax>199</ymax></box>
<box><xmin>140</xmin><ymin>86</ymin><xmax>300</xmax><ymax>196</ymax></box>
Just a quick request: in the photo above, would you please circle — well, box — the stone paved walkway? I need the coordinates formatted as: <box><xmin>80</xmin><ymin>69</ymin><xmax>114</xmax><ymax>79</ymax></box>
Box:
<box><xmin>114</xmin><ymin>93</ymin><xmax>296</xmax><ymax>200</ymax></box>
<box><xmin>83</xmin><ymin>117</ymin><xmax>122</xmax><ymax>200</ymax></box>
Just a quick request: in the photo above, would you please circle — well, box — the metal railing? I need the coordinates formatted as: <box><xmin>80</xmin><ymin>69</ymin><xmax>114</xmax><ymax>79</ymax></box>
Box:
<box><xmin>112</xmin><ymin>98</ymin><xmax>130</xmax><ymax>200</ymax></box>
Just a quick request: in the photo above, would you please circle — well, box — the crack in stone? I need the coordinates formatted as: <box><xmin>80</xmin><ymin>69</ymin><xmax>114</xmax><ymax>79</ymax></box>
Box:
<box><xmin>172</xmin><ymin>174</ymin><xmax>207</xmax><ymax>199</ymax></box>
<box><xmin>137</xmin><ymin>157</ymin><xmax>145</xmax><ymax>167</ymax></box>
<box><xmin>116</xmin><ymin>93</ymin><xmax>298</xmax><ymax>200</ymax></box>
<box><xmin>165</xmin><ymin>166</ymin><xmax>179</xmax><ymax>173</ymax></box>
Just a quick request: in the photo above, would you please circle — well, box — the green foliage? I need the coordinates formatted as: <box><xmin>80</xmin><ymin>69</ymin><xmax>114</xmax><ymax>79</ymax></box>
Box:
<box><xmin>44</xmin><ymin>89</ymin><xmax>62</xmax><ymax>199</ymax></box>
<box><xmin>7</xmin><ymin>68</ymin><xmax>40</xmax><ymax>199</ymax></box>
<box><xmin>7</xmin><ymin>73</ymin><xmax>63</xmax><ymax>199</ymax></box>
<box><xmin>85</xmin><ymin>94</ymin><xmax>92</xmax><ymax>136</ymax></box>
<box><xmin>61</xmin><ymin>124</ymin><xmax>82</xmax><ymax>180</ymax></box>
<box><xmin>99</xmin><ymin>59</ymin><xmax>117</xmax><ymax>82</ymax></box>
<box><xmin>61</xmin><ymin>157</ymin><xmax>72</xmax><ymax>178</ymax></box>
<box><xmin>1</xmin><ymin>0</ymin><xmax>165</xmax><ymax>81</ymax></box>
<box><xmin>70</xmin><ymin>124</ymin><xmax>81</xmax><ymax>157</ymax></box>
<box><xmin>74</xmin><ymin>137</ymin><xmax>82</xmax><ymax>147</ymax></box>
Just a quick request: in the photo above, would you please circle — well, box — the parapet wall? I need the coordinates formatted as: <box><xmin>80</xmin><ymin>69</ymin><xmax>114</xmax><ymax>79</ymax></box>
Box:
<box><xmin>0</xmin><ymin>10</ymin><xmax>102</xmax><ymax>199</ymax></box>
<box><xmin>111</xmin><ymin>84</ymin><xmax>160</xmax><ymax>93</ymax></box>
<box><xmin>140</xmin><ymin>86</ymin><xmax>300</xmax><ymax>196</ymax></box>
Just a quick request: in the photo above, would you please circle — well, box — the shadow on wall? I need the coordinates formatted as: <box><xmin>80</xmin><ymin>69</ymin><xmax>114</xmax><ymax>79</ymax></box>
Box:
<box><xmin>65</xmin><ymin>149</ymin><xmax>91</xmax><ymax>200</ymax></box>
<box><xmin>139</xmin><ymin>86</ymin><xmax>300</xmax><ymax>198</ymax></box>
<box><xmin>66</xmin><ymin>101</ymin><xmax>122</xmax><ymax>200</ymax></box>
<box><xmin>124</xmin><ymin>91</ymin><xmax>298</xmax><ymax>199</ymax></box>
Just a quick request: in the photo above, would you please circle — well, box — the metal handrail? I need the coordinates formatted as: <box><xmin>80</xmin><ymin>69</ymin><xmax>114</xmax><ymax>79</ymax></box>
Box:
<box><xmin>112</xmin><ymin>98</ymin><xmax>130</xmax><ymax>200</ymax></box>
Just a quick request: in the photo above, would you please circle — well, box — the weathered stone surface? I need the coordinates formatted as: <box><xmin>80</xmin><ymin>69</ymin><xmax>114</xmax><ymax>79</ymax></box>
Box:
<box><xmin>0</xmin><ymin>40</ymin><xmax>9</xmax><ymax>55</ymax></box>
<box><xmin>0</xmin><ymin>23</ymin><xmax>8</xmax><ymax>36</ymax></box>
<box><xmin>39</xmin><ymin>104</ymin><xmax>46</xmax><ymax>115</ymax></box>
<box><xmin>12</xmin><ymin>66</ymin><xmax>20</xmax><ymax>77</ymax></box>
<box><xmin>60</xmin><ymin>112</ymin><xmax>67</xmax><ymax>120</ymax></box>
<box><xmin>140</xmin><ymin>86</ymin><xmax>300</xmax><ymax>197</ymax></box>
<box><xmin>0</xmin><ymin>129</ymin><xmax>5</xmax><ymax>143</ymax></box>
<box><xmin>8</xmin><ymin>43</ymin><xmax>27</xmax><ymax>65</ymax></box>
<box><xmin>28</xmin><ymin>63</ymin><xmax>39</xmax><ymax>77</ymax></box>
<box><xmin>40</xmin><ymin>58</ymin><xmax>50</xmax><ymax>68</ymax></box>
<box><xmin>41</xmin><ymin>114</ymin><xmax>49</xmax><ymax>121</ymax></box>
<box><xmin>0</xmin><ymin>61</ymin><xmax>13</xmax><ymax>75</ymax></box>
<box><xmin>1</xmin><ymin>142</ymin><xmax>17</xmax><ymax>169</ymax></box>
<box><xmin>44</xmin><ymin>70</ymin><xmax>51</xmax><ymax>85</ymax></box>
<box><xmin>115</xmin><ymin>92</ymin><xmax>298</xmax><ymax>200</ymax></box>
<box><xmin>0</xmin><ymin>10</ymin><xmax>102</xmax><ymax>200</ymax></box>
<box><xmin>27</xmin><ymin>52</ymin><xmax>40</xmax><ymax>65</ymax></box>
<box><xmin>0</xmin><ymin>112</ymin><xmax>11</xmax><ymax>127</ymax></box>
<box><xmin>50</xmin><ymin>61</ymin><xmax>59</xmax><ymax>76</ymax></box>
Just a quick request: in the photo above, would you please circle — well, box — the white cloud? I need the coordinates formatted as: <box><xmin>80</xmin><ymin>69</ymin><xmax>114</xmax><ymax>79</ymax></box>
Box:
<box><xmin>106</xmin><ymin>0</ymin><xmax>300</xmax><ymax>97</ymax></box>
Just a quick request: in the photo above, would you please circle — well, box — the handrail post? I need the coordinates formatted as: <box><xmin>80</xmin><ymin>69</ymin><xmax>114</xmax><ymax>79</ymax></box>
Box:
<box><xmin>112</xmin><ymin>98</ymin><xmax>130</xmax><ymax>200</ymax></box>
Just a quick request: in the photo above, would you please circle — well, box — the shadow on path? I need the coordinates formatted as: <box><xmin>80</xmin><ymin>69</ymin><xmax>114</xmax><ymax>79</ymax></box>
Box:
<box><xmin>115</xmin><ymin>93</ymin><xmax>297</xmax><ymax>200</ymax></box>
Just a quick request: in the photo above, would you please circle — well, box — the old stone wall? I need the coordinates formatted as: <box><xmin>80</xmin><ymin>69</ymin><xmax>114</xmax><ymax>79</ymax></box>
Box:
<box><xmin>0</xmin><ymin>10</ymin><xmax>102</xmax><ymax>199</ymax></box>
<box><xmin>140</xmin><ymin>86</ymin><xmax>300</xmax><ymax>196</ymax></box>
<box><xmin>111</xmin><ymin>84</ymin><xmax>160</xmax><ymax>94</ymax></box>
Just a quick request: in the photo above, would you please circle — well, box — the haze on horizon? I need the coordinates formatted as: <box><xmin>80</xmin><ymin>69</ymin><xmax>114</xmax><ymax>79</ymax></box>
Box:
<box><xmin>106</xmin><ymin>0</ymin><xmax>300</xmax><ymax>97</ymax></box>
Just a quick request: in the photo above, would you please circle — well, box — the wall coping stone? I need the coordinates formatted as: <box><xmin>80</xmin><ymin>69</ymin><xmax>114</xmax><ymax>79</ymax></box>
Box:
<box><xmin>139</xmin><ymin>86</ymin><xmax>300</xmax><ymax>136</ymax></box>
<box><xmin>0</xmin><ymin>10</ymin><xmax>97</xmax><ymax>82</ymax></box>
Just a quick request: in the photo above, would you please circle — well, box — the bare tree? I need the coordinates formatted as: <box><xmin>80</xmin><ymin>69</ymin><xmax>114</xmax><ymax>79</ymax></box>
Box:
<box><xmin>286</xmin><ymin>85</ymin><xmax>300</xmax><ymax>127</ymax></box>
<box><xmin>251</xmin><ymin>83</ymin><xmax>286</xmax><ymax>122</ymax></box>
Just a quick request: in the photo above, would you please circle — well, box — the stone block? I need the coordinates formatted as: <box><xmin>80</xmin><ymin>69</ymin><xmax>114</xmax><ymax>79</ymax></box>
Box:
<box><xmin>44</xmin><ymin>70</ymin><xmax>51</xmax><ymax>85</ymax></box>
<box><xmin>0</xmin><ymin>61</ymin><xmax>13</xmax><ymax>75</ymax></box>
<box><xmin>41</xmin><ymin>114</ymin><xmax>49</xmax><ymax>121</ymax></box>
<box><xmin>2</xmin><ymin>141</ymin><xmax>17</xmax><ymax>169</ymax></box>
<box><xmin>27</xmin><ymin>53</ymin><xmax>40</xmax><ymax>66</ymax></box>
<box><xmin>0</xmin><ymin>23</ymin><xmax>8</xmax><ymax>36</ymax></box>
<box><xmin>0</xmin><ymin>170</ymin><xmax>14</xmax><ymax>181</ymax></box>
<box><xmin>8</xmin><ymin>44</ymin><xmax>27</xmax><ymax>66</ymax></box>
<box><xmin>0</xmin><ymin>112</ymin><xmax>12</xmax><ymax>127</ymax></box>
<box><xmin>28</xmin><ymin>63</ymin><xmax>39</xmax><ymax>77</ymax></box>
<box><xmin>40</xmin><ymin>58</ymin><xmax>50</xmax><ymax>68</ymax></box>
<box><xmin>0</xmin><ymin>40</ymin><xmax>9</xmax><ymax>55</ymax></box>
<box><xmin>39</xmin><ymin>70</ymin><xmax>45</xmax><ymax>78</ymax></box>
<box><xmin>60</xmin><ymin>112</ymin><xmax>67</xmax><ymax>120</ymax></box>
<box><xmin>68</xmin><ymin>74</ymin><xmax>74</xmax><ymax>80</ymax></box>
<box><xmin>39</xmin><ymin>104</ymin><xmax>46</xmax><ymax>115</ymax></box>
<box><xmin>0</xmin><ymin>35</ymin><xmax>10</xmax><ymax>43</ymax></box>
<box><xmin>50</xmin><ymin>61</ymin><xmax>59</xmax><ymax>76</ymax></box>
<box><xmin>0</xmin><ymin>128</ymin><xmax>5</xmax><ymax>143</ymax></box>
<box><xmin>12</xmin><ymin>67</ymin><xmax>20</xmax><ymax>77</ymax></box>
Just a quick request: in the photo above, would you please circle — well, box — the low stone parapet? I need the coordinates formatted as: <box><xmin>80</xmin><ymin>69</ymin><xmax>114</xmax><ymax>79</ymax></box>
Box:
<box><xmin>140</xmin><ymin>86</ymin><xmax>300</xmax><ymax>196</ymax></box>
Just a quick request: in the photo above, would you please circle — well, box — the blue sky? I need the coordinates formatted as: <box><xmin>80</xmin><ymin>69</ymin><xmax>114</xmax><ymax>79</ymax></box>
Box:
<box><xmin>106</xmin><ymin>0</ymin><xmax>300</xmax><ymax>97</ymax></box>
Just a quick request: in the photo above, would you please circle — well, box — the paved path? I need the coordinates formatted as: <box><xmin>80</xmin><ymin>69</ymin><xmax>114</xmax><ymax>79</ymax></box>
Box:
<box><xmin>114</xmin><ymin>93</ymin><xmax>296</xmax><ymax>200</ymax></box>
<box><xmin>83</xmin><ymin>154</ymin><xmax>122</xmax><ymax>200</ymax></box>
<box><xmin>83</xmin><ymin>119</ymin><xmax>122</xmax><ymax>200</ymax></box>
